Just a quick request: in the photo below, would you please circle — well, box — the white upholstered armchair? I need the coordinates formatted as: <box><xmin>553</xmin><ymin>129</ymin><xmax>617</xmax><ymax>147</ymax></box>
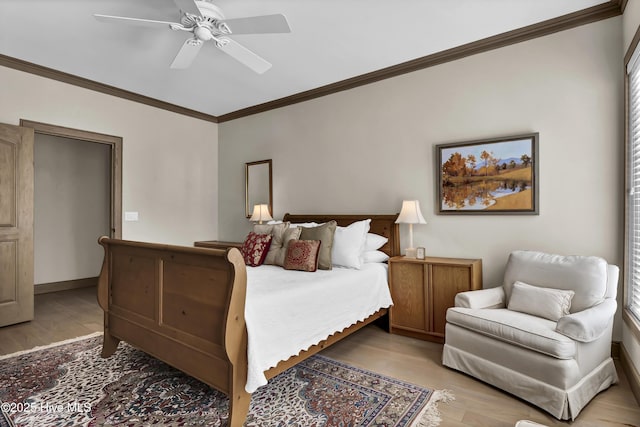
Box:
<box><xmin>442</xmin><ymin>250</ymin><xmax>619</xmax><ymax>420</ymax></box>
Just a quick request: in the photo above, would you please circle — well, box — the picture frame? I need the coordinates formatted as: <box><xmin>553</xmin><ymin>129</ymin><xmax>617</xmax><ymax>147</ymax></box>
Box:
<box><xmin>416</xmin><ymin>247</ymin><xmax>425</xmax><ymax>260</ymax></box>
<box><xmin>245</xmin><ymin>159</ymin><xmax>273</xmax><ymax>218</ymax></box>
<box><xmin>436</xmin><ymin>133</ymin><xmax>539</xmax><ymax>215</ymax></box>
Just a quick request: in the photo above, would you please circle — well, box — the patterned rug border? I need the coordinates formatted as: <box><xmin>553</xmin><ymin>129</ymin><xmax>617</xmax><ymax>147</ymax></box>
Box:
<box><xmin>305</xmin><ymin>354</ymin><xmax>455</xmax><ymax>426</ymax></box>
<box><xmin>0</xmin><ymin>332</ymin><xmax>103</xmax><ymax>361</ymax></box>
<box><xmin>0</xmin><ymin>333</ymin><xmax>106</xmax><ymax>427</ymax></box>
<box><xmin>0</xmin><ymin>407</ymin><xmax>11</xmax><ymax>427</ymax></box>
<box><xmin>409</xmin><ymin>389</ymin><xmax>455</xmax><ymax>427</ymax></box>
<box><xmin>0</xmin><ymin>333</ymin><xmax>455</xmax><ymax>426</ymax></box>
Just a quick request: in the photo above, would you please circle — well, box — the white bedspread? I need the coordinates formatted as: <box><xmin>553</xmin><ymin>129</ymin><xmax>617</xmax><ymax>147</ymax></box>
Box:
<box><xmin>244</xmin><ymin>263</ymin><xmax>392</xmax><ymax>393</ymax></box>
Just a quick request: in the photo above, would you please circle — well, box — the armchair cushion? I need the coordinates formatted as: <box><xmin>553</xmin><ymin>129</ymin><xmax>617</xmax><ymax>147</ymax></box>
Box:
<box><xmin>446</xmin><ymin>307</ymin><xmax>576</xmax><ymax>359</ymax></box>
<box><xmin>508</xmin><ymin>281</ymin><xmax>575</xmax><ymax>321</ymax></box>
<box><xmin>503</xmin><ymin>251</ymin><xmax>608</xmax><ymax>313</ymax></box>
<box><xmin>556</xmin><ymin>298</ymin><xmax>617</xmax><ymax>342</ymax></box>
<box><xmin>455</xmin><ymin>286</ymin><xmax>505</xmax><ymax>309</ymax></box>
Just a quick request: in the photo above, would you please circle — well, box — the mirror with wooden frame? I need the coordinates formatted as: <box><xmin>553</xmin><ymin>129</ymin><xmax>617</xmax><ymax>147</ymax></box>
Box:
<box><xmin>245</xmin><ymin>159</ymin><xmax>273</xmax><ymax>218</ymax></box>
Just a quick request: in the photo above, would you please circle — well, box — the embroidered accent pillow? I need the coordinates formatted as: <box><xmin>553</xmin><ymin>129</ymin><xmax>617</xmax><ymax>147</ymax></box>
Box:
<box><xmin>507</xmin><ymin>280</ymin><xmax>575</xmax><ymax>321</ymax></box>
<box><xmin>241</xmin><ymin>232</ymin><xmax>273</xmax><ymax>267</ymax></box>
<box><xmin>284</xmin><ymin>240</ymin><xmax>321</xmax><ymax>272</ymax></box>
<box><xmin>254</xmin><ymin>222</ymin><xmax>303</xmax><ymax>266</ymax></box>
<box><xmin>273</xmin><ymin>226</ymin><xmax>302</xmax><ymax>266</ymax></box>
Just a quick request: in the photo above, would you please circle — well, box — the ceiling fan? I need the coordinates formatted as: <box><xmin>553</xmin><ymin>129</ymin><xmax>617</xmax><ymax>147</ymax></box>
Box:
<box><xmin>94</xmin><ymin>0</ymin><xmax>291</xmax><ymax>74</ymax></box>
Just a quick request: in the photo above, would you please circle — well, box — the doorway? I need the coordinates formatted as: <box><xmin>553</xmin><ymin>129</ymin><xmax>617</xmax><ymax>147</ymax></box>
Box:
<box><xmin>20</xmin><ymin>120</ymin><xmax>122</xmax><ymax>293</ymax></box>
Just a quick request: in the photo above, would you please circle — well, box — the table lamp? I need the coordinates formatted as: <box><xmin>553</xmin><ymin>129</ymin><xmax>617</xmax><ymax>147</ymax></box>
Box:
<box><xmin>395</xmin><ymin>200</ymin><xmax>426</xmax><ymax>258</ymax></box>
<box><xmin>249</xmin><ymin>204</ymin><xmax>273</xmax><ymax>224</ymax></box>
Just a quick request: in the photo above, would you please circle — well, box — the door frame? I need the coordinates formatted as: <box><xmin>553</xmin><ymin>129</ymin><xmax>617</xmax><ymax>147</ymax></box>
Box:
<box><xmin>19</xmin><ymin>120</ymin><xmax>122</xmax><ymax>239</ymax></box>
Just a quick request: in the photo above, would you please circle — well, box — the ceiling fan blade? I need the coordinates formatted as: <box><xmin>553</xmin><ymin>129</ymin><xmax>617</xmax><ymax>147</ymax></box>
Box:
<box><xmin>94</xmin><ymin>14</ymin><xmax>179</xmax><ymax>29</ymax></box>
<box><xmin>173</xmin><ymin>0</ymin><xmax>202</xmax><ymax>17</ymax></box>
<box><xmin>170</xmin><ymin>39</ymin><xmax>203</xmax><ymax>69</ymax></box>
<box><xmin>216</xmin><ymin>38</ymin><xmax>272</xmax><ymax>74</ymax></box>
<box><xmin>220</xmin><ymin>14</ymin><xmax>291</xmax><ymax>35</ymax></box>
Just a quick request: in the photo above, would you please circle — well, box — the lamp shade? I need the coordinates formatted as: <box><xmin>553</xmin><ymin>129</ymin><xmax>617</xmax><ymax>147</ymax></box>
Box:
<box><xmin>249</xmin><ymin>204</ymin><xmax>273</xmax><ymax>223</ymax></box>
<box><xmin>395</xmin><ymin>200</ymin><xmax>427</xmax><ymax>224</ymax></box>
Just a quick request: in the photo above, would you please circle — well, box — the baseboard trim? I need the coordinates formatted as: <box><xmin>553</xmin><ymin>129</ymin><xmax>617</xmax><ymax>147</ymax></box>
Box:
<box><xmin>34</xmin><ymin>277</ymin><xmax>97</xmax><ymax>295</ymax></box>
<box><xmin>621</xmin><ymin>343</ymin><xmax>640</xmax><ymax>406</ymax></box>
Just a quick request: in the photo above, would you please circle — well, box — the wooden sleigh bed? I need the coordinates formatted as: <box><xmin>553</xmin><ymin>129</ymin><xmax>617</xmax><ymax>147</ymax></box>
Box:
<box><xmin>96</xmin><ymin>213</ymin><xmax>399</xmax><ymax>426</ymax></box>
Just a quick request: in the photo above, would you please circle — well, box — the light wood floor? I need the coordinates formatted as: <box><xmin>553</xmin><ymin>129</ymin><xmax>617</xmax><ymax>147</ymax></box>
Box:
<box><xmin>1</xmin><ymin>288</ymin><xmax>639</xmax><ymax>426</ymax></box>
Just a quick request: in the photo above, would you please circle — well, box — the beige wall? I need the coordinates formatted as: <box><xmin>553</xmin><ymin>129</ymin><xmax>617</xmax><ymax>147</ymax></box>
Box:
<box><xmin>624</xmin><ymin>0</ymin><xmax>640</xmax><ymax>54</ymax></box>
<box><xmin>622</xmin><ymin>1</ymin><xmax>640</xmax><ymax>388</ymax></box>
<box><xmin>0</xmin><ymin>65</ymin><xmax>219</xmax><ymax>247</ymax></box>
<box><xmin>219</xmin><ymin>18</ymin><xmax>624</xmax><ymax>337</ymax></box>
<box><xmin>34</xmin><ymin>135</ymin><xmax>110</xmax><ymax>285</ymax></box>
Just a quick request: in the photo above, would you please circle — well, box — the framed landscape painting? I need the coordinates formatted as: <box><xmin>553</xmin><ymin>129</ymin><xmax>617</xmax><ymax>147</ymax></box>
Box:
<box><xmin>436</xmin><ymin>133</ymin><xmax>539</xmax><ymax>215</ymax></box>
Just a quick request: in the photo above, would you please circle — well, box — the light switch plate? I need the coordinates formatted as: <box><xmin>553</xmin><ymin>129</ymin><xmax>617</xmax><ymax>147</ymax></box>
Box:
<box><xmin>124</xmin><ymin>211</ymin><xmax>139</xmax><ymax>221</ymax></box>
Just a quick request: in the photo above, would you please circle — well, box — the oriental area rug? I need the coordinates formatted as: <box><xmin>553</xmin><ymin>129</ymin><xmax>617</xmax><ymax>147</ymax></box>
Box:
<box><xmin>0</xmin><ymin>333</ymin><xmax>453</xmax><ymax>427</ymax></box>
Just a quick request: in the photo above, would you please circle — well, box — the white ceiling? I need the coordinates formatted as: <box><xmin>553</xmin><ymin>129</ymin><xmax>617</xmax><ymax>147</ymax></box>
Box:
<box><xmin>0</xmin><ymin>0</ymin><xmax>610</xmax><ymax>118</ymax></box>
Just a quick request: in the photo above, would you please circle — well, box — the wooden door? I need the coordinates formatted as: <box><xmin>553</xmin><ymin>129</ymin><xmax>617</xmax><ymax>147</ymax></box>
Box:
<box><xmin>0</xmin><ymin>123</ymin><xmax>34</xmax><ymax>326</ymax></box>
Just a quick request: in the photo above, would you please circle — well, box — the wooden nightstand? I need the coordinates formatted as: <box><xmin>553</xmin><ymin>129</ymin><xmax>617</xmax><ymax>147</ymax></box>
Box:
<box><xmin>388</xmin><ymin>256</ymin><xmax>482</xmax><ymax>343</ymax></box>
<box><xmin>194</xmin><ymin>240</ymin><xmax>244</xmax><ymax>250</ymax></box>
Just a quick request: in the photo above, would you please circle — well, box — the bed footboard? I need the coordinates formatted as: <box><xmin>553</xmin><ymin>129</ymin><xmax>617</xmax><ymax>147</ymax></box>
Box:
<box><xmin>97</xmin><ymin>237</ymin><xmax>250</xmax><ymax>426</ymax></box>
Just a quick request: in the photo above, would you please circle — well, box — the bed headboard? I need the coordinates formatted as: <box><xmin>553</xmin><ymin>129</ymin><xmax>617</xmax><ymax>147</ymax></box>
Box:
<box><xmin>282</xmin><ymin>213</ymin><xmax>400</xmax><ymax>257</ymax></box>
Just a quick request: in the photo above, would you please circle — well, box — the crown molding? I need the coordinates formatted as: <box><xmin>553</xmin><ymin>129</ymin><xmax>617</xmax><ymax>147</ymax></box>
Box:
<box><xmin>217</xmin><ymin>1</ymin><xmax>622</xmax><ymax>122</ymax></box>
<box><xmin>0</xmin><ymin>54</ymin><xmax>219</xmax><ymax>124</ymax></box>
<box><xmin>620</xmin><ymin>0</ymin><xmax>629</xmax><ymax>13</ymax></box>
<box><xmin>0</xmin><ymin>2</ymin><xmax>622</xmax><ymax>124</ymax></box>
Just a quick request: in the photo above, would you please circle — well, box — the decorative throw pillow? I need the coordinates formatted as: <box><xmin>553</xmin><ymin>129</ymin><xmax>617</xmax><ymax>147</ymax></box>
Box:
<box><xmin>241</xmin><ymin>232</ymin><xmax>273</xmax><ymax>267</ymax></box>
<box><xmin>254</xmin><ymin>223</ymin><xmax>281</xmax><ymax>259</ymax></box>
<box><xmin>299</xmin><ymin>220</ymin><xmax>337</xmax><ymax>270</ymax></box>
<box><xmin>507</xmin><ymin>280</ymin><xmax>575</xmax><ymax>321</ymax></box>
<box><xmin>253</xmin><ymin>223</ymin><xmax>275</xmax><ymax>234</ymax></box>
<box><xmin>272</xmin><ymin>227</ymin><xmax>302</xmax><ymax>266</ymax></box>
<box><xmin>254</xmin><ymin>222</ymin><xmax>303</xmax><ymax>266</ymax></box>
<box><xmin>331</xmin><ymin>219</ymin><xmax>371</xmax><ymax>269</ymax></box>
<box><xmin>284</xmin><ymin>240</ymin><xmax>321</xmax><ymax>272</ymax></box>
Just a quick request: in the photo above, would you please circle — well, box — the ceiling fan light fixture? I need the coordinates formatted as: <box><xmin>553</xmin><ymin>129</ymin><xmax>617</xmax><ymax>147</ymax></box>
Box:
<box><xmin>194</xmin><ymin>25</ymin><xmax>214</xmax><ymax>41</ymax></box>
<box><xmin>94</xmin><ymin>0</ymin><xmax>290</xmax><ymax>73</ymax></box>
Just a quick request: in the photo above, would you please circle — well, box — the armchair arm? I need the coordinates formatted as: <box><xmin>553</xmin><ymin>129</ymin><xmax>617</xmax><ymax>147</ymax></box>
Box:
<box><xmin>455</xmin><ymin>286</ymin><xmax>506</xmax><ymax>309</ymax></box>
<box><xmin>555</xmin><ymin>299</ymin><xmax>617</xmax><ymax>342</ymax></box>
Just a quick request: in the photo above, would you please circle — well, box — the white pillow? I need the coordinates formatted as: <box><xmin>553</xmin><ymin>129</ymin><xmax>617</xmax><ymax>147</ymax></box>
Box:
<box><xmin>331</xmin><ymin>219</ymin><xmax>371</xmax><ymax>269</ymax></box>
<box><xmin>289</xmin><ymin>222</ymin><xmax>318</xmax><ymax>228</ymax></box>
<box><xmin>364</xmin><ymin>233</ymin><xmax>388</xmax><ymax>251</ymax></box>
<box><xmin>362</xmin><ymin>250</ymin><xmax>389</xmax><ymax>264</ymax></box>
<box><xmin>507</xmin><ymin>281</ymin><xmax>575</xmax><ymax>321</ymax></box>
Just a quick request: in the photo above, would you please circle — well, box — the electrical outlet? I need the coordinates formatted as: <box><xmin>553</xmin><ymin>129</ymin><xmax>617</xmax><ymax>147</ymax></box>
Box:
<box><xmin>124</xmin><ymin>211</ymin><xmax>139</xmax><ymax>222</ymax></box>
